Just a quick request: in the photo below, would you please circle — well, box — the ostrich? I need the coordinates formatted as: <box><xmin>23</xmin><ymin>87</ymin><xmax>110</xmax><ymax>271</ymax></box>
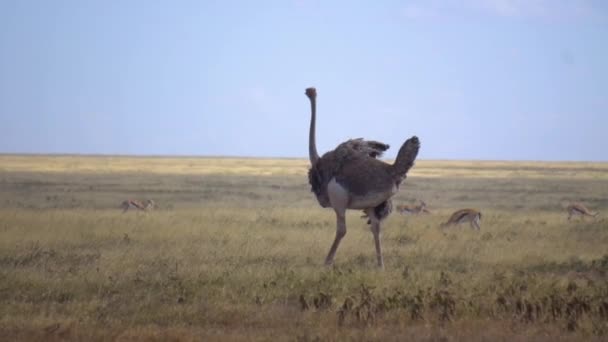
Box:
<box><xmin>305</xmin><ymin>87</ymin><xmax>420</xmax><ymax>268</ymax></box>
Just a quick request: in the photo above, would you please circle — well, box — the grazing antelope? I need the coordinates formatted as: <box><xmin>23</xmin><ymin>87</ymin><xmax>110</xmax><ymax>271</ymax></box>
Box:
<box><xmin>567</xmin><ymin>203</ymin><xmax>598</xmax><ymax>220</ymax></box>
<box><xmin>121</xmin><ymin>199</ymin><xmax>155</xmax><ymax>213</ymax></box>
<box><xmin>441</xmin><ymin>209</ymin><xmax>482</xmax><ymax>230</ymax></box>
<box><xmin>396</xmin><ymin>200</ymin><xmax>431</xmax><ymax>215</ymax></box>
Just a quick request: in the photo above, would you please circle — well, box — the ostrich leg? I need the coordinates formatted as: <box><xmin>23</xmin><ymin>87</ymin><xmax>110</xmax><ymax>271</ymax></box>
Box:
<box><xmin>325</xmin><ymin>179</ymin><xmax>349</xmax><ymax>266</ymax></box>
<box><xmin>325</xmin><ymin>211</ymin><xmax>346</xmax><ymax>265</ymax></box>
<box><xmin>364</xmin><ymin>208</ymin><xmax>385</xmax><ymax>268</ymax></box>
<box><xmin>371</xmin><ymin>221</ymin><xmax>384</xmax><ymax>268</ymax></box>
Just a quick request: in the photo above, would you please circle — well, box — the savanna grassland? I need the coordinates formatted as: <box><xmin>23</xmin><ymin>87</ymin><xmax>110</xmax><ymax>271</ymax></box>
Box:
<box><xmin>1</xmin><ymin>155</ymin><xmax>608</xmax><ymax>341</ymax></box>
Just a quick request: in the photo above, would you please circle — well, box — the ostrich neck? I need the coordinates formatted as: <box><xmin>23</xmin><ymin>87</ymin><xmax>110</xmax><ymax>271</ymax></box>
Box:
<box><xmin>308</xmin><ymin>97</ymin><xmax>320</xmax><ymax>164</ymax></box>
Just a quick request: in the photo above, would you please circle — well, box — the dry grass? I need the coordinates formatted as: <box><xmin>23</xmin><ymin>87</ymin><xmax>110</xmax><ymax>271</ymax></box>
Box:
<box><xmin>0</xmin><ymin>155</ymin><xmax>607</xmax><ymax>341</ymax></box>
<box><xmin>2</xmin><ymin>155</ymin><xmax>607</xmax><ymax>179</ymax></box>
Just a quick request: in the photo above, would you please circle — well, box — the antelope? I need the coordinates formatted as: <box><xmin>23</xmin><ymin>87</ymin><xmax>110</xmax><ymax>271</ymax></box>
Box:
<box><xmin>396</xmin><ymin>200</ymin><xmax>430</xmax><ymax>215</ymax></box>
<box><xmin>441</xmin><ymin>209</ymin><xmax>481</xmax><ymax>230</ymax></box>
<box><xmin>121</xmin><ymin>199</ymin><xmax>155</xmax><ymax>213</ymax></box>
<box><xmin>567</xmin><ymin>203</ymin><xmax>598</xmax><ymax>220</ymax></box>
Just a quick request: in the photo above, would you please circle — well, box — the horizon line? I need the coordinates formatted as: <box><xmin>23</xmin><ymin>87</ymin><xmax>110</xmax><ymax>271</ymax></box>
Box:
<box><xmin>0</xmin><ymin>152</ymin><xmax>606</xmax><ymax>164</ymax></box>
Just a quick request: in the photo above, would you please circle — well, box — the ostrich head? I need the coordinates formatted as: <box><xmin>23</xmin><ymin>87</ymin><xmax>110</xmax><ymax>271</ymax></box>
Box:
<box><xmin>305</xmin><ymin>87</ymin><xmax>317</xmax><ymax>99</ymax></box>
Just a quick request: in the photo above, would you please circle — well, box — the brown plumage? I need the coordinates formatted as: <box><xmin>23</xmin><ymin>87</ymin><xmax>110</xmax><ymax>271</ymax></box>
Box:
<box><xmin>305</xmin><ymin>87</ymin><xmax>420</xmax><ymax>268</ymax></box>
<box><xmin>567</xmin><ymin>203</ymin><xmax>598</xmax><ymax>220</ymax></box>
<box><xmin>441</xmin><ymin>209</ymin><xmax>482</xmax><ymax>230</ymax></box>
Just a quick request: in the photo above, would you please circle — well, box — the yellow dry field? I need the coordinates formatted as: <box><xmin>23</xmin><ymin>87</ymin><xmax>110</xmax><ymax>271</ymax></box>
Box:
<box><xmin>0</xmin><ymin>155</ymin><xmax>607</xmax><ymax>341</ymax></box>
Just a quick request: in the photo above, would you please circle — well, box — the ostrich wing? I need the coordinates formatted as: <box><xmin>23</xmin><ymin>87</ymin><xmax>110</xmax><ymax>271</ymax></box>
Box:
<box><xmin>335</xmin><ymin>138</ymin><xmax>390</xmax><ymax>159</ymax></box>
<box><xmin>308</xmin><ymin>138</ymin><xmax>389</xmax><ymax>208</ymax></box>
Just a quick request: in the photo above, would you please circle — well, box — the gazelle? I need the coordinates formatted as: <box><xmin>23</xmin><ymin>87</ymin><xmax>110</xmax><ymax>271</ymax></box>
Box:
<box><xmin>567</xmin><ymin>203</ymin><xmax>598</xmax><ymax>220</ymax></box>
<box><xmin>441</xmin><ymin>209</ymin><xmax>481</xmax><ymax>230</ymax></box>
<box><xmin>396</xmin><ymin>200</ymin><xmax>430</xmax><ymax>215</ymax></box>
<box><xmin>121</xmin><ymin>199</ymin><xmax>155</xmax><ymax>213</ymax></box>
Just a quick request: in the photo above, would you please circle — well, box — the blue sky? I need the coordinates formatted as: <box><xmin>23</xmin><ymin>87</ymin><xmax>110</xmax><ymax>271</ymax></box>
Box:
<box><xmin>0</xmin><ymin>0</ymin><xmax>607</xmax><ymax>161</ymax></box>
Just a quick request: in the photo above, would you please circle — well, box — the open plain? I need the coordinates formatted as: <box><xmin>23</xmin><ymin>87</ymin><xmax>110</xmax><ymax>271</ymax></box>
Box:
<box><xmin>1</xmin><ymin>155</ymin><xmax>607</xmax><ymax>341</ymax></box>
